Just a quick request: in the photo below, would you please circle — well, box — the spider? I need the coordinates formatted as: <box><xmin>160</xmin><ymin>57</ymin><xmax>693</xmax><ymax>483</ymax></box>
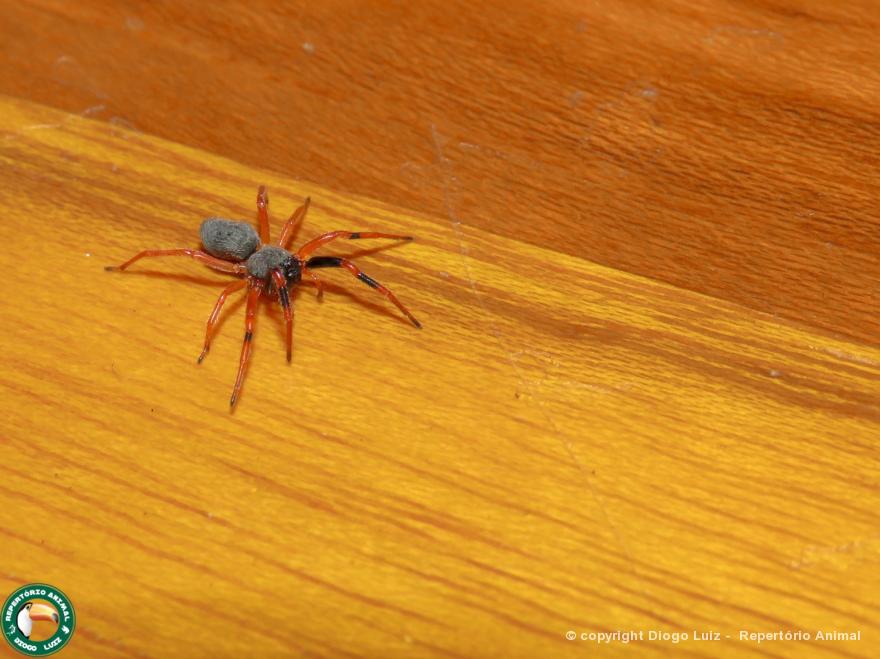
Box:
<box><xmin>106</xmin><ymin>186</ymin><xmax>421</xmax><ymax>408</ymax></box>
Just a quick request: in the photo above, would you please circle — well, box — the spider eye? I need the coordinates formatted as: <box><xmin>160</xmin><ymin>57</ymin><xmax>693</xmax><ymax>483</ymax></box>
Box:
<box><xmin>282</xmin><ymin>256</ymin><xmax>302</xmax><ymax>284</ymax></box>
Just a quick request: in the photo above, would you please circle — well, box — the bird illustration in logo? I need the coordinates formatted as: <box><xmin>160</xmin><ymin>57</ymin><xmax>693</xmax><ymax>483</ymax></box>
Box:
<box><xmin>16</xmin><ymin>601</ymin><xmax>59</xmax><ymax>639</ymax></box>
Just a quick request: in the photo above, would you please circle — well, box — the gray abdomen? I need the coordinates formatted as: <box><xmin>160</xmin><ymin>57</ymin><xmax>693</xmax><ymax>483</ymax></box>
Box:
<box><xmin>199</xmin><ymin>218</ymin><xmax>260</xmax><ymax>261</ymax></box>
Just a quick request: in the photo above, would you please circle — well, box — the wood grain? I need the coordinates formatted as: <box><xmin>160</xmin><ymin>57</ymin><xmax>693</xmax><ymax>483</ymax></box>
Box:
<box><xmin>1</xmin><ymin>95</ymin><xmax>878</xmax><ymax>657</ymax></box>
<box><xmin>1</xmin><ymin>0</ymin><xmax>879</xmax><ymax>347</ymax></box>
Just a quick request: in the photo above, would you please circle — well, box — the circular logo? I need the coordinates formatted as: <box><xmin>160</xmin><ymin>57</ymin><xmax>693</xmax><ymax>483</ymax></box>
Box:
<box><xmin>2</xmin><ymin>584</ymin><xmax>75</xmax><ymax>656</ymax></box>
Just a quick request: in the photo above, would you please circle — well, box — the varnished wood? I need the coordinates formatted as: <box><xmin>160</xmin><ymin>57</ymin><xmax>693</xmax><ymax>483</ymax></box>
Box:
<box><xmin>0</xmin><ymin>96</ymin><xmax>878</xmax><ymax>657</ymax></box>
<box><xmin>1</xmin><ymin>1</ymin><xmax>879</xmax><ymax>345</ymax></box>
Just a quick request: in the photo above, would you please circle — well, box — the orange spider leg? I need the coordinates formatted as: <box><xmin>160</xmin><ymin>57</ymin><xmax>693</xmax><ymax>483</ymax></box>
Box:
<box><xmin>256</xmin><ymin>185</ymin><xmax>271</xmax><ymax>244</ymax></box>
<box><xmin>270</xmin><ymin>269</ymin><xmax>294</xmax><ymax>362</ymax></box>
<box><xmin>305</xmin><ymin>256</ymin><xmax>421</xmax><ymax>328</ymax></box>
<box><xmin>105</xmin><ymin>249</ymin><xmax>246</xmax><ymax>275</ymax></box>
<box><xmin>198</xmin><ymin>280</ymin><xmax>248</xmax><ymax>363</ymax></box>
<box><xmin>302</xmin><ymin>266</ymin><xmax>325</xmax><ymax>300</ymax></box>
<box><xmin>230</xmin><ymin>281</ymin><xmax>264</xmax><ymax>409</ymax></box>
<box><xmin>296</xmin><ymin>231</ymin><xmax>412</xmax><ymax>260</ymax></box>
<box><xmin>277</xmin><ymin>197</ymin><xmax>311</xmax><ymax>249</ymax></box>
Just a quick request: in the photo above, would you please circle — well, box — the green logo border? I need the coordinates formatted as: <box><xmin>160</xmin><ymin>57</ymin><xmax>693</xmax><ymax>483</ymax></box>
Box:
<box><xmin>2</xmin><ymin>584</ymin><xmax>76</xmax><ymax>656</ymax></box>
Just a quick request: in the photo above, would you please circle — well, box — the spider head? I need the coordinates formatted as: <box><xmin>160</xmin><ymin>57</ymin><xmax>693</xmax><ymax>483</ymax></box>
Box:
<box><xmin>279</xmin><ymin>254</ymin><xmax>302</xmax><ymax>286</ymax></box>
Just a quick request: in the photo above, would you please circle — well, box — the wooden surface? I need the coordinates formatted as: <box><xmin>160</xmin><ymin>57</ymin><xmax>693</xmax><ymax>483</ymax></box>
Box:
<box><xmin>1</xmin><ymin>96</ymin><xmax>879</xmax><ymax>657</ymax></box>
<box><xmin>2</xmin><ymin>0</ymin><xmax>880</xmax><ymax>346</ymax></box>
<box><xmin>1</xmin><ymin>1</ymin><xmax>879</xmax><ymax>657</ymax></box>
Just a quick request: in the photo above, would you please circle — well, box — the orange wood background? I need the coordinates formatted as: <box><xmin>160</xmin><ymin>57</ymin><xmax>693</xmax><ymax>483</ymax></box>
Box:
<box><xmin>1</xmin><ymin>1</ymin><xmax>879</xmax><ymax>657</ymax></box>
<box><xmin>3</xmin><ymin>0</ymin><xmax>880</xmax><ymax>344</ymax></box>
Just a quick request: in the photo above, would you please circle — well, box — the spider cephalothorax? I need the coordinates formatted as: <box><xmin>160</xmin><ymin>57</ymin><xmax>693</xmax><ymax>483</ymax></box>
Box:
<box><xmin>245</xmin><ymin>246</ymin><xmax>302</xmax><ymax>285</ymax></box>
<box><xmin>107</xmin><ymin>186</ymin><xmax>420</xmax><ymax>408</ymax></box>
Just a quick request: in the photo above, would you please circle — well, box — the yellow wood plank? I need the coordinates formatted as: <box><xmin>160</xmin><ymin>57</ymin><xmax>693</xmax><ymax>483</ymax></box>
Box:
<box><xmin>0</xmin><ymin>95</ymin><xmax>878</xmax><ymax>657</ymax></box>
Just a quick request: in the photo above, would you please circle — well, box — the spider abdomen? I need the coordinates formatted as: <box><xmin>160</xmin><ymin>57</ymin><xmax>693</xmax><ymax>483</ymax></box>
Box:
<box><xmin>246</xmin><ymin>246</ymin><xmax>301</xmax><ymax>284</ymax></box>
<box><xmin>200</xmin><ymin>218</ymin><xmax>261</xmax><ymax>261</ymax></box>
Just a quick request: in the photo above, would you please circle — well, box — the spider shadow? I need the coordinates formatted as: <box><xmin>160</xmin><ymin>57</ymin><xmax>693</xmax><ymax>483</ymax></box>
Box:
<box><xmin>109</xmin><ymin>270</ymin><xmax>238</xmax><ymax>289</ymax></box>
<box><xmin>267</xmin><ymin>240</ymin><xmax>417</xmax><ymax>337</ymax></box>
<box><xmin>110</xmin><ymin>239</ymin><xmax>416</xmax><ymax>352</ymax></box>
<box><xmin>202</xmin><ymin>282</ymin><xmax>409</xmax><ymax>362</ymax></box>
<box><xmin>263</xmin><ymin>279</ymin><xmax>413</xmax><ymax>345</ymax></box>
<box><xmin>309</xmin><ymin>241</ymin><xmax>410</xmax><ymax>260</ymax></box>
